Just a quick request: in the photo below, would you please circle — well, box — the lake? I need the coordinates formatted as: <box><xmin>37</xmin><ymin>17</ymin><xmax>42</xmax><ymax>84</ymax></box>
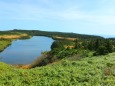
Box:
<box><xmin>0</xmin><ymin>36</ymin><xmax>54</xmax><ymax>65</ymax></box>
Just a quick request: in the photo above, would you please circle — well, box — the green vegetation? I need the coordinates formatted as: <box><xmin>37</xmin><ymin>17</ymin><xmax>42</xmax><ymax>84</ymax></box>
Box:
<box><xmin>0</xmin><ymin>29</ymin><xmax>115</xmax><ymax>85</ymax></box>
<box><xmin>0</xmin><ymin>39</ymin><xmax>12</xmax><ymax>52</ymax></box>
<box><xmin>0</xmin><ymin>52</ymin><xmax>115</xmax><ymax>85</ymax></box>
<box><xmin>51</xmin><ymin>40</ymin><xmax>74</xmax><ymax>49</ymax></box>
<box><xmin>34</xmin><ymin>38</ymin><xmax>115</xmax><ymax>67</ymax></box>
<box><xmin>8</xmin><ymin>29</ymin><xmax>104</xmax><ymax>40</ymax></box>
<box><xmin>74</xmin><ymin>39</ymin><xmax>115</xmax><ymax>55</ymax></box>
<box><xmin>0</xmin><ymin>31</ymin><xmax>31</xmax><ymax>52</ymax></box>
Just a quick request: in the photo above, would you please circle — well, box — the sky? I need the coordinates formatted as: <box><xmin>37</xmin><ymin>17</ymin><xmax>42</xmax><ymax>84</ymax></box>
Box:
<box><xmin>0</xmin><ymin>0</ymin><xmax>115</xmax><ymax>37</ymax></box>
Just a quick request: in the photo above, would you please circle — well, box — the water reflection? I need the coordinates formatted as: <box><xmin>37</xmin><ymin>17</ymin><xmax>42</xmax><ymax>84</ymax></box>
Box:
<box><xmin>0</xmin><ymin>36</ymin><xmax>54</xmax><ymax>64</ymax></box>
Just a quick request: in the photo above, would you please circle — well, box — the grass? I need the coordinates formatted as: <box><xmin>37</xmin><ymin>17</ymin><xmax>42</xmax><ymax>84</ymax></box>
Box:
<box><xmin>0</xmin><ymin>39</ymin><xmax>12</xmax><ymax>52</ymax></box>
<box><xmin>53</xmin><ymin>36</ymin><xmax>76</xmax><ymax>41</ymax></box>
<box><xmin>0</xmin><ymin>33</ymin><xmax>31</xmax><ymax>52</ymax></box>
<box><xmin>0</xmin><ymin>33</ymin><xmax>30</xmax><ymax>39</ymax></box>
<box><xmin>0</xmin><ymin>52</ymin><xmax>115</xmax><ymax>85</ymax></box>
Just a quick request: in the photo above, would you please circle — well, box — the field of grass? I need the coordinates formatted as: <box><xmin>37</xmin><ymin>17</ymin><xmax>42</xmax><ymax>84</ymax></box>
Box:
<box><xmin>0</xmin><ymin>33</ymin><xmax>31</xmax><ymax>39</ymax></box>
<box><xmin>0</xmin><ymin>39</ymin><xmax>12</xmax><ymax>52</ymax></box>
<box><xmin>52</xmin><ymin>36</ymin><xmax>76</xmax><ymax>41</ymax></box>
<box><xmin>0</xmin><ymin>52</ymin><xmax>115</xmax><ymax>86</ymax></box>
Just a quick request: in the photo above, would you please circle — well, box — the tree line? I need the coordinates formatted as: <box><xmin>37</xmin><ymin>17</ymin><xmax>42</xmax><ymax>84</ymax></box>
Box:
<box><xmin>75</xmin><ymin>39</ymin><xmax>115</xmax><ymax>55</ymax></box>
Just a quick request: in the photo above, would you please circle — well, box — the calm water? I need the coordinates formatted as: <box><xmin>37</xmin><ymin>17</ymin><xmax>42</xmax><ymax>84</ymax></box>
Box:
<box><xmin>0</xmin><ymin>36</ymin><xmax>54</xmax><ymax>64</ymax></box>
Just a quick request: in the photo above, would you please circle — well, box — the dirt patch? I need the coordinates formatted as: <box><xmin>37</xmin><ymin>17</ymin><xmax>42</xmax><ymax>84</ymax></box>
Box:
<box><xmin>64</xmin><ymin>45</ymin><xmax>75</xmax><ymax>49</ymax></box>
<box><xmin>0</xmin><ymin>34</ymin><xmax>28</xmax><ymax>39</ymax></box>
<box><xmin>53</xmin><ymin>36</ymin><xmax>76</xmax><ymax>41</ymax></box>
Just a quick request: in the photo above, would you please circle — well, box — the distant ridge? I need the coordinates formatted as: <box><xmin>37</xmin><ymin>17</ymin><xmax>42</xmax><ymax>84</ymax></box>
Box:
<box><xmin>0</xmin><ymin>29</ymin><xmax>104</xmax><ymax>40</ymax></box>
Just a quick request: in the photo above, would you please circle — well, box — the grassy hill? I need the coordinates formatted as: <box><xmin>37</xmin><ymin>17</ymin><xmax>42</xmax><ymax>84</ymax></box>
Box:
<box><xmin>0</xmin><ymin>30</ymin><xmax>115</xmax><ymax>85</ymax></box>
<box><xmin>0</xmin><ymin>52</ymin><xmax>115</xmax><ymax>86</ymax></box>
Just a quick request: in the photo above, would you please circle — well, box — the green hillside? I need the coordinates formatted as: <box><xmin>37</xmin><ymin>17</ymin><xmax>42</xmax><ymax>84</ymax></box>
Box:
<box><xmin>0</xmin><ymin>52</ymin><xmax>115</xmax><ymax>86</ymax></box>
<box><xmin>0</xmin><ymin>30</ymin><xmax>115</xmax><ymax>85</ymax></box>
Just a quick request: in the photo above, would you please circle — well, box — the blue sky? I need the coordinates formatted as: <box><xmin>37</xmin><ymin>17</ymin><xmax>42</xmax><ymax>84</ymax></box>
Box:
<box><xmin>0</xmin><ymin>0</ymin><xmax>115</xmax><ymax>37</ymax></box>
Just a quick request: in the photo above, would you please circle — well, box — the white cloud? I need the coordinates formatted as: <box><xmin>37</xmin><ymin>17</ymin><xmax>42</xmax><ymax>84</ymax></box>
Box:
<box><xmin>54</xmin><ymin>8</ymin><xmax>115</xmax><ymax>25</ymax></box>
<box><xmin>0</xmin><ymin>0</ymin><xmax>115</xmax><ymax>35</ymax></box>
<box><xmin>0</xmin><ymin>0</ymin><xmax>115</xmax><ymax>25</ymax></box>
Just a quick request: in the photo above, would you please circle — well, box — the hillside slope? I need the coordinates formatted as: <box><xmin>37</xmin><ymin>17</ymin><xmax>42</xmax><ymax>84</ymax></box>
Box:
<box><xmin>0</xmin><ymin>53</ymin><xmax>115</xmax><ymax>86</ymax></box>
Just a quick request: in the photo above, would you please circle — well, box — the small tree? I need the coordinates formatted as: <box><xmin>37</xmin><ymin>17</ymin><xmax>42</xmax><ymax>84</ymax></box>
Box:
<box><xmin>51</xmin><ymin>41</ymin><xmax>64</xmax><ymax>49</ymax></box>
<box><xmin>94</xmin><ymin>46</ymin><xmax>109</xmax><ymax>55</ymax></box>
<box><xmin>94</xmin><ymin>39</ymin><xmax>100</xmax><ymax>50</ymax></box>
<box><xmin>74</xmin><ymin>39</ymin><xmax>81</xmax><ymax>49</ymax></box>
<box><xmin>105</xmin><ymin>40</ymin><xmax>113</xmax><ymax>53</ymax></box>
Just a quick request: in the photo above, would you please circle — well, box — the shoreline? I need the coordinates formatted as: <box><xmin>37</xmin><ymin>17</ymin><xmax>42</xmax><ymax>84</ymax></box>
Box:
<box><xmin>0</xmin><ymin>35</ymin><xmax>53</xmax><ymax>69</ymax></box>
<box><xmin>0</xmin><ymin>34</ymin><xmax>31</xmax><ymax>52</ymax></box>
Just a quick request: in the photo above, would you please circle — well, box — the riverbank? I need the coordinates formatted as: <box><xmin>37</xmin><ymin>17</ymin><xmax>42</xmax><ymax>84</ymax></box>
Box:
<box><xmin>0</xmin><ymin>39</ymin><xmax>12</xmax><ymax>52</ymax></box>
<box><xmin>15</xmin><ymin>54</ymin><xmax>47</xmax><ymax>69</ymax></box>
<box><xmin>0</xmin><ymin>36</ymin><xmax>54</xmax><ymax>65</ymax></box>
<box><xmin>0</xmin><ymin>33</ymin><xmax>31</xmax><ymax>52</ymax></box>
